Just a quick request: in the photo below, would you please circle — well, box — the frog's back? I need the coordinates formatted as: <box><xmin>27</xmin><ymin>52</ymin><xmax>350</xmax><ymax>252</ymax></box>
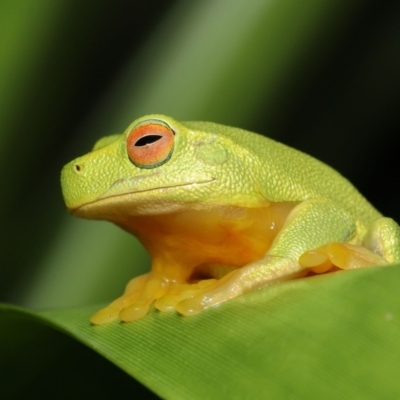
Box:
<box><xmin>184</xmin><ymin>121</ymin><xmax>381</xmax><ymax>226</ymax></box>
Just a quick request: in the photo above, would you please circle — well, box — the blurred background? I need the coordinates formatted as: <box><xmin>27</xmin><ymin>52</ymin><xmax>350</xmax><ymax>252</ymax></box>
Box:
<box><xmin>1</xmin><ymin>0</ymin><xmax>400</xmax><ymax>311</ymax></box>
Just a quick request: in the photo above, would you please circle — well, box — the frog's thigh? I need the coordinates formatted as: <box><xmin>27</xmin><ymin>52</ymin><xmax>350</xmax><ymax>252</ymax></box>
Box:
<box><xmin>269</xmin><ymin>198</ymin><xmax>356</xmax><ymax>259</ymax></box>
<box><xmin>176</xmin><ymin>199</ymin><xmax>356</xmax><ymax>315</ymax></box>
<box><xmin>363</xmin><ymin>217</ymin><xmax>400</xmax><ymax>263</ymax></box>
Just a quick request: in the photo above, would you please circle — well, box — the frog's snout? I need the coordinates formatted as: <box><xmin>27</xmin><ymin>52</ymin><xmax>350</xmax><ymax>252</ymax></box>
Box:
<box><xmin>60</xmin><ymin>157</ymin><xmax>90</xmax><ymax>209</ymax></box>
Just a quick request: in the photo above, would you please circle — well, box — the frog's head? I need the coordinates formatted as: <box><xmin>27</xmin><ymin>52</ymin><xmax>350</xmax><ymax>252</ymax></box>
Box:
<box><xmin>61</xmin><ymin>114</ymin><xmax>262</xmax><ymax>221</ymax></box>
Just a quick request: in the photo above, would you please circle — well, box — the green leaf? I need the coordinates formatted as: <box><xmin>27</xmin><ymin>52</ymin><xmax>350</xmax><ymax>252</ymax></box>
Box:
<box><xmin>2</xmin><ymin>265</ymin><xmax>400</xmax><ymax>399</ymax></box>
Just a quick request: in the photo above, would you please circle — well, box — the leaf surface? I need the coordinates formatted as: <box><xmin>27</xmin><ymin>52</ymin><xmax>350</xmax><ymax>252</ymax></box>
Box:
<box><xmin>1</xmin><ymin>265</ymin><xmax>400</xmax><ymax>399</ymax></box>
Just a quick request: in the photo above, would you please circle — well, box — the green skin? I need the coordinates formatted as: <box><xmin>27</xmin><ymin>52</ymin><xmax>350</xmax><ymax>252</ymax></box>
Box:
<box><xmin>61</xmin><ymin>115</ymin><xmax>400</xmax><ymax>317</ymax></box>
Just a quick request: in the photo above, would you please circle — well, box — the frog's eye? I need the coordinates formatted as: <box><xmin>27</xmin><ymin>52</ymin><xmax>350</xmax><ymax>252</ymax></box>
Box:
<box><xmin>126</xmin><ymin>121</ymin><xmax>175</xmax><ymax>168</ymax></box>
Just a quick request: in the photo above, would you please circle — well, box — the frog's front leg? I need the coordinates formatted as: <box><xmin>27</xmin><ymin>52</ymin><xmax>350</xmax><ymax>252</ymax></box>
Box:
<box><xmin>175</xmin><ymin>199</ymin><xmax>357</xmax><ymax>316</ymax></box>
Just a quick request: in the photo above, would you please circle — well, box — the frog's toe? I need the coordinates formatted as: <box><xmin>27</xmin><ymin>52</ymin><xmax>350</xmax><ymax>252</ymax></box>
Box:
<box><xmin>119</xmin><ymin>303</ymin><xmax>150</xmax><ymax>322</ymax></box>
<box><xmin>175</xmin><ymin>271</ymin><xmax>243</xmax><ymax>316</ymax></box>
<box><xmin>298</xmin><ymin>247</ymin><xmax>333</xmax><ymax>273</ymax></box>
<box><xmin>90</xmin><ymin>273</ymin><xmax>170</xmax><ymax>324</ymax></box>
<box><xmin>176</xmin><ymin>297</ymin><xmax>206</xmax><ymax>316</ymax></box>
<box><xmin>299</xmin><ymin>242</ymin><xmax>387</xmax><ymax>273</ymax></box>
<box><xmin>118</xmin><ymin>274</ymin><xmax>170</xmax><ymax>322</ymax></box>
<box><xmin>154</xmin><ymin>279</ymin><xmax>216</xmax><ymax>312</ymax></box>
<box><xmin>90</xmin><ymin>306</ymin><xmax>120</xmax><ymax>325</ymax></box>
<box><xmin>90</xmin><ymin>289</ymin><xmax>143</xmax><ymax>325</ymax></box>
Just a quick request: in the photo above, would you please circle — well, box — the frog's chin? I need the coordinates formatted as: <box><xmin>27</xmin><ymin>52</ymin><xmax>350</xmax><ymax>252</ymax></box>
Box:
<box><xmin>69</xmin><ymin>179</ymin><xmax>217</xmax><ymax>219</ymax></box>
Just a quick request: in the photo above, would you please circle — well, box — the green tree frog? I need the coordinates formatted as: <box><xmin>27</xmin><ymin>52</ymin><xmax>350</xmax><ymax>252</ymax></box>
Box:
<box><xmin>61</xmin><ymin>115</ymin><xmax>400</xmax><ymax>324</ymax></box>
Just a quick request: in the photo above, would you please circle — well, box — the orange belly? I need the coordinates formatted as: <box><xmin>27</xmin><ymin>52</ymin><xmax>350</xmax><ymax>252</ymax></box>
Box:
<box><xmin>116</xmin><ymin>201</ymin><xmax>298</xmax><ymax>282</ymax></box>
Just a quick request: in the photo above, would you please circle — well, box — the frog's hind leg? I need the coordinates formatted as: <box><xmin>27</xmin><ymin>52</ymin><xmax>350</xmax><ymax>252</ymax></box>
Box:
<box><xmin>299</xmin><ymin>217</ymin><xmax>400</xmax><ymax>273</ymax></box>
<box><xmin>171</xmin><ymin>240</ymin><xmax>389</xmax><ymax>317</ymax></box>
<box><xmin>362</xmin><ymin>217</ymin><xmax>400</xmax><ymax>264</ymax></box>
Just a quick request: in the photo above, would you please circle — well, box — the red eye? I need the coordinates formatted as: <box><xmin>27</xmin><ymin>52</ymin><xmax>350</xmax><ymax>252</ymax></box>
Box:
<box><xmin>126</xmin><ymin>121</ymin><xmax>175</xmax><ymax>168</ymax></box>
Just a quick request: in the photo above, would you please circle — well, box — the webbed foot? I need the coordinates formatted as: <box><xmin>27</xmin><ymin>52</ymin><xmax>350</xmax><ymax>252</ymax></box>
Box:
<box><xmin>90</xmin><ymin>273</ymin><xmax>168</xmax><ymax>324</ymax></box>
<box><xmin>299</xmin><ymin>242</ymin><xmax>387</xmax><ymax>273</ymax></box>
<box><xmin>90</xmin><ymin>273</ymin><xmax>219</xmax><ymax>324</ymax></box>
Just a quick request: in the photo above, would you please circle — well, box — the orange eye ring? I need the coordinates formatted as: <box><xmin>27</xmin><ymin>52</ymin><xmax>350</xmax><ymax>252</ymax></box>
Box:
<box><xmin>126</xmin><ymin>120</ymin><xmax>175</xmax><ymax>168</ymax></box>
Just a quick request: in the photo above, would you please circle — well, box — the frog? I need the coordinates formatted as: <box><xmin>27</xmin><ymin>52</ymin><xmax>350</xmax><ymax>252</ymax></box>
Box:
<box><xmin>61</xmin><ymin>114</ymin><xmax>400</xmax><ymax>325</ymax></box>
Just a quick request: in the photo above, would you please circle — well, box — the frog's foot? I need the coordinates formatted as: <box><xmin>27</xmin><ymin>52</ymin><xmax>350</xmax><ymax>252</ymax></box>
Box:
<box><xmin>90</xmin><ymin>273</ymin><xmax>170</xmax><ymax>325</ymax></box>
<box><xmin>157</xmin><ymin>264</ymin><xmax>285</xmax><ymax>317</ymax></box>
<box><xmin>299</xmin><ymin>242</ymin><xmax>387</xmax><ymax>274</ymax></box>
<box><xmin>154</xmin><ymin>278</ymin><xmax>219</xmax><ymax>314</ymax></box>
<box><xmin>90</xmin><ymin>273</ymin><xmax>219</xmax><ymax>324</ymax></box>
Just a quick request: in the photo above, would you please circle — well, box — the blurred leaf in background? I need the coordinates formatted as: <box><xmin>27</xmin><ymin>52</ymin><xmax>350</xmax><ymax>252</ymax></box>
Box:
<box><xmin>1</xmin><ymin>0</ymin><xmax>400</xmax><ymax>398</ymax></box>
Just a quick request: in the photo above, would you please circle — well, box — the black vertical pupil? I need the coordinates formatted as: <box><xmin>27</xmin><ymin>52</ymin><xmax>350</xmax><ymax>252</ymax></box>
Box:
<box><xmin>135</xmin><ymin>134</ymin><xmax>163</xmax><ymax>147</ymax></box>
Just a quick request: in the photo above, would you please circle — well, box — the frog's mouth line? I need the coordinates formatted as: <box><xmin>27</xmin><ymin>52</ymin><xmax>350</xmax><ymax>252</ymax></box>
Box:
<box><xmin>70</xmin><ymin>178</ymin><xmax>217</xmax><ymax>213</ymax></box>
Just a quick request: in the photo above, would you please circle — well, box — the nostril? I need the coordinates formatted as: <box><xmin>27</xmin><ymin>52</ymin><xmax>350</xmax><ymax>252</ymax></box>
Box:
<box><xmin>74</xmin><ymin>164</ymin><xmax>82</xmax><ymax>172</ymax></box>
